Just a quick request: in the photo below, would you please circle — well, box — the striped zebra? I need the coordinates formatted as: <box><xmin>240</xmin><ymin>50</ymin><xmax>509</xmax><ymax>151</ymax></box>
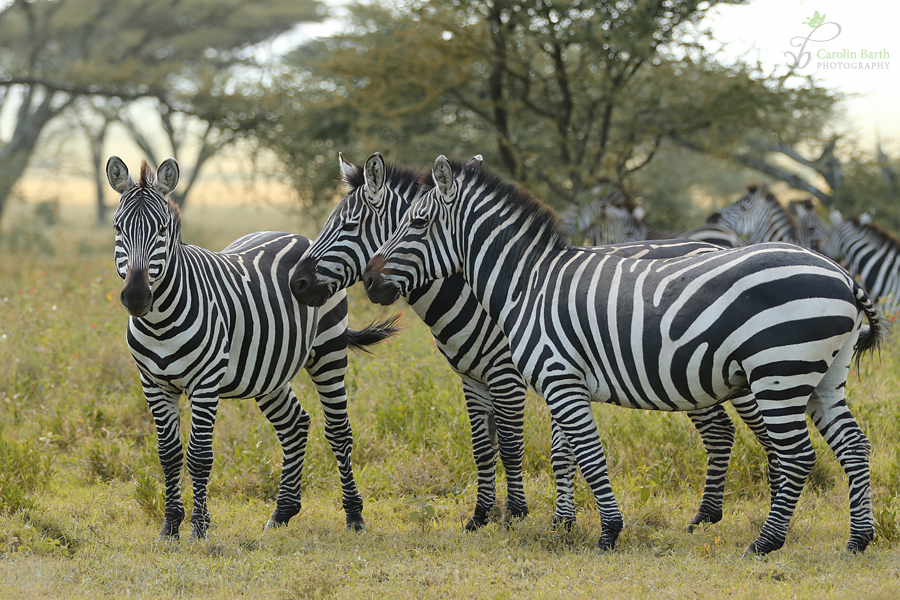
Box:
<box><xmin>561</xmin><ymin>193</ymin><xmax>745</xmax><ymax>248</ymax></box>
<box><xmin>107</xmin><ymin>156</ymin><xmax>397</xmax><ymax>539</ymax></box>
<box><xmin>825</xmin><ymin>210</ymin><xmax>900</xmax><ymax>314</ymax></box>
<box><xmin>790</xmin><ymin>199</ymin><xmax>830</xmax><ymax>253</ymax></box>
<box><xmin>292</xmin><ymin>153</ymin><xmax>777</xmax><ymax>532</ymax></box>
<box><xmin>707</xmin><ymin>184</ymin><xmax>801</xmax><ymax>246</ymax></box>
<box><xmin>363</xmin><ymin>155</ymin><xmax>886</xmax><ymax>555</ymax></box>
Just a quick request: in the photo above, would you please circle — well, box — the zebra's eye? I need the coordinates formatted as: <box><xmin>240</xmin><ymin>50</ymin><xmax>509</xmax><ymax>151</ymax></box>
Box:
<box><xmin>158</xmin><ymin>226</ymin><xmax>167</xmax><ymax>237</ymax></box>
<box><xmin>410</xmin><ymin>217</ymin><xmax>429</xmax><ymax>229</ymax></box>
<box><xmin>114</xmin><ymin>225</ymin><xmax>121</xmax><ymax>235</ymax></box>
<box><xmin>341</xmin><ymin>220</ymin><xmax>358</xmax><ymax>232</ymax></box>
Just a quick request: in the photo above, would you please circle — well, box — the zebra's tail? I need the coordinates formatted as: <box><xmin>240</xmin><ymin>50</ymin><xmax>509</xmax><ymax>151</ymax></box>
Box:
<box><xmin>344</xmin><ymin>315</ymin><xmax>402</xmax><ymax>353</ymax></box>
<box><xmin>852</xmin><ymin>281</ymin><xmax>891</xmax><ymax>366</ymax></box>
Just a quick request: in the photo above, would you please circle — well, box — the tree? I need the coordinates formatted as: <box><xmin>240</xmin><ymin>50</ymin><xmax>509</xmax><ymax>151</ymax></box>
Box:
<box><xmin>0</xmin><ymin>0</ymin><xmax>326</xmax><ymax>226</ymax></box>
<box><xmin>248</xmin><ymin>0</ymin><xmax>839</xmax><ymax>225</ymax></box>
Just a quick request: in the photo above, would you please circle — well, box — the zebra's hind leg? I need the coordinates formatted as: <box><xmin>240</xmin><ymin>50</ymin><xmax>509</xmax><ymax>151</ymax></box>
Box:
<box><xmin>806</xmin><ymin>346</ymin><xmax>875</xmax><ymax>552</ymax></box>
<box><xmin>306</xmin><ymin>346</ymin><xmax>365</xmax><ymax>531</ymax></box>
<box><xmin>742</xmin><ymin>396</ymin><xmax>816</xmax><ymax>556</ymax></box>
<box><xmin>257</xmin><ymin>384</ymin><xmax>311</xmax><ymax>529</ymax></box>
<box><xmin>729</xmin><ymin>391</ymin><xmax>781</xmax><ymax>508</ymax></box>
<box><xmin>549</xmin><ymin>418</ymin><xmax>577</xmax><ymax>531</ymax></box>
<box><xmin>545</xmin><ymin>390</ymin><xmax>623</xmax><ymax>551</ymax></box>
<box><xmin>686</xmin><ymin>403</ymin><xmax>735</xmax><ymax>530</ymax></box>
<box><xmin>460</xmin><ymin>379</ymin><xmax>499</xmax><ymax>531</ymax></box>
<box><xmin>144</xmin><ymin>381</ymin><xmax>186</xmax><ymax>540</ymax></box>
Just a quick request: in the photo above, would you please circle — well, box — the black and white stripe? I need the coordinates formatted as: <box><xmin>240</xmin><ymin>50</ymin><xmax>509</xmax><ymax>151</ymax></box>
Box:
<box><xmin>825</xmin><ymin>210</ymin><xmax>900</xmax><ymax>314</ymax></box>
<box><xmin>293</xmin><ymin>153</ymin><xmax>776</xmax><ymax>532</ymax></box>
<box><xmin>108</xmin><ymin>156</ymin><xmax>395</xmax><ymax>539</ymax></box>
<box><xmin>708</xmin><ymin>184</ymin><xmax>801</xmax><ymax>246</ymax></box>
<box><xmin>364</xmin><ymin>155</ymin><xmax>886</xmax><ymax>555</ymax></box>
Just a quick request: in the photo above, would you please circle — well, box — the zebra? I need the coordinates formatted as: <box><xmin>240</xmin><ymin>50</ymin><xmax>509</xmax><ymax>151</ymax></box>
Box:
<box><xmin>825</xmin><ymin>210</ymin><xmax>900</xmax><ymax>314</ymax></box>
<box><xmin>561</xmin><ymin>192</ymin><xmax>745</xmax><ymax>248</ymax></box>
<box><xmin>707</xmin><ymin>184</ymin><xmax>801</xmax><ymax>246</ymax></box>
<box><xmin>789</xmin><ymin>198</ymin><xmax>830</xmax><ymax>253</ymax></box>
<box><xmin>363</xmin><ymin>155</ymin><xmax>886</xmax><ymax>555</ymax></box>
<box><xmin>291</xmin><ymin>152</ymin><xmax>778</xmax><ymax>532</ymax></box>
<box><xmin>107</xmin><ymin>156</ymin><xmax>397</xmax><ymax>539</ymax></box>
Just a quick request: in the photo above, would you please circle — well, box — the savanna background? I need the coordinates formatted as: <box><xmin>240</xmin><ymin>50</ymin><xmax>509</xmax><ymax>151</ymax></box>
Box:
<box><xmin>1</xmin><ymin>0</ymin><xmax>899</xmax><ymax>598</ymax></box>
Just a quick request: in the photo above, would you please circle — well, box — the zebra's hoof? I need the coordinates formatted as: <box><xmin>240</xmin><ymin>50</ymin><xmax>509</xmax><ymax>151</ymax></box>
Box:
<box><xmin>597</xmin><ymin>531</ymin><xmax>619</xmax><ymax>552</ymax></box>
<box><xmin>687</xmin><ymin>509</ymin><xmax>723</xmax><ymax>532</ymax></box>
<box><xmin>346</xmin><ymin>512</ymin><xmax>366</xmax><ymax>532</ymax></box>
<box><xmin>265</xmin><ymin>504</ymin><xmax>301</xmax><ymax>531</ymax></box>
<box><xmin>464</xmin><ymin>507</ymin><xmax>493</xmax><ymax>532</ymax></box>
<box><xmin>742</xmin><ymin>537</ymin><xmax>784</xmax><ymax>557</ymax></box>
<box><xmin>551</xmin><ymin>515</ymin><xmax>576</xmax><ymax>532</ymax></box>
<box><xmin>159</xmin><ymin>520</ymin><xmax>181</xmax><ymax>540</ymax></box>
<box><xmin>504</xmin><ymin>506</ymin><xmax>528</xmax><ymax>528</ymax></box>
<box><xmin>846</xmin><ymin>530</ymin><xmax>875</xmax><ymax>553</ymax></box>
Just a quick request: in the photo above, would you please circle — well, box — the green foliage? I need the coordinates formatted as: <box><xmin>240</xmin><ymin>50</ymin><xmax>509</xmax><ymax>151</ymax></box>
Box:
<box><xmin>133</xmin><ymin>470</ymin><xmax>165</xmax><ymax>523</ymax></box>
<box><xmin>0</xmin><ymin>431</ymin><xmax>54</xmax><ymax>514</ymax></box>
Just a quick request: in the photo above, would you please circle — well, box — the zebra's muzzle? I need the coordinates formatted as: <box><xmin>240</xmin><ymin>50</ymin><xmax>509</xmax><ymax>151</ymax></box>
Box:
<box><xmin>362</xmin><ymin>255</ymin><xmax>401</xmax><ymax>306</ymax></box>
<box><xmin>121</xmin><ymin>267</ymin><xmax>153</xmax><ymax>317</ymax></box>
<box><xmin>290</xmin><ymin>257</ymin><xmax>331</xmax><ymax>307</ymax></box>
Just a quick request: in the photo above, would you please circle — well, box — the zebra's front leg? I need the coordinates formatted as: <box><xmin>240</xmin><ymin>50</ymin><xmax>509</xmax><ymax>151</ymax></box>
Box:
<box><xmin>489</xmin><ymin>377</ymin><xmax>529</xmax><ymax>526</ymax></box>
<box><xmin>307</xmin><ymin>359</ymin><xmax>365</xmax><ymax>531</ymax></box>
<box><xmin>460</xmin><ymin>379</ymin><xmax>499</xmax><ymax>530</ymax></box>
<box><xmin>549</xmin><ymin>418</ymin><xmax>577</xmax><ymax>531</ymax></box>
<box><xmin>257</xmin><ymin>385</ymin><xmax>311</xmax><ymax>529</ymax></box>
<box><xmin>686</xmin><ymin>403</ymin><xmax>736</xmax><ymax>530</ymax></box>
<box><xmin>185</xmin><ymin>390</ymin><xmax>220</xmax><ymax>540</ymax></box>
<box><xmin>546</xmin><ymin>390</ymin><xmax>623</xmax><ymax>551</ymax></box>
<box><xmin>145</xmin><ymin>382</ymin><xmax>185</xmax><ymax>539</ymax></box>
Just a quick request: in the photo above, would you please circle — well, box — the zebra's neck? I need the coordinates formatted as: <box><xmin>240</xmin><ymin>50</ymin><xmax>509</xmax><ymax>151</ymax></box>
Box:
<box><xmin>457</xmin><ymin>184</ymin><xmax>566</xmax><ymax>329</ymax></box>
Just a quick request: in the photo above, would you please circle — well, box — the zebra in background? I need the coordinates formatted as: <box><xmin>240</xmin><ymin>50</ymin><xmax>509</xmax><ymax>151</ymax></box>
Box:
<box><xmin>364</xmin><ymin>155</ymin><xmax>886</xmax><ymax>555</ymax></box>
<box><xmin>107</xmin><ymin>156</ymin><xmax>397</xmax><ymax>539</ymax></box>
<box><xmin>292</xmin><ymin>152</ymin><xmax>778</xmax><ymax>533</ymax></box>
<box><xmin>560</xmin><ymin>189</ymin><xmax>744</xmax><ymax>248</ymax></box>
<box><xmin>707</xmin><ymin>184</ymin><xmax>802</xmax><ymax>246</ymax></box>
<box><xmin>826</xmin><ymin>210</ymin><xmax>900</xmax><ymax>314</ymax></box>
<box><xmin>789</xmin><ymin>198</ymin><xmax>831</xmax><ymax>253</ymax></box>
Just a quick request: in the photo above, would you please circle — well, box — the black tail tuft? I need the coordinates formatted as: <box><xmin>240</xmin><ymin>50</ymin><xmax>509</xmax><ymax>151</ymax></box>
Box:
<box><xmin>345</xmin><ymin>315</ymin><xmax>402</xmax><ymax>352</ymax></box>
<box><xmin>852</xmin><ymin>282</ymin><xmax>891</xmax><ymax>367</ymax></box>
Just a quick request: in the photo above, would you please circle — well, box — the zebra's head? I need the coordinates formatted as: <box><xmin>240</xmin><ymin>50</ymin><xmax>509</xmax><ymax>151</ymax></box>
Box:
<box><xmin>291</xmin><ymin>152</ymin><xmax>421</xmax><ymax>307</ymax></box>
<box><xmin>107</xmin><ymin>156</ymin><xmax>180</xmax><ymax>318</ymax></box>
<box><xmin>363</xmin><ymin>154</ymin><xmax>480</xmax><ymax>306</ymax></box>
<box><xmin>789</xmin><ymin>199</ymin><xmax>830</xmax><ymax>252</ymax></box>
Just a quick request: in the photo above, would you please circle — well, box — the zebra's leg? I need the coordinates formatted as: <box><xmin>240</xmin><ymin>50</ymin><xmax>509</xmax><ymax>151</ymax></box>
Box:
<box><xmin>257</xmin><ymin>384</ymin><xmax>311</xmax><ymax>529</ymax></box>
<box><xmin>305</xmin><ymin>342</ymin><xmax>365</xmax><ymax>531</ymax></box>
<box><xmin>491</xmin><ymin>376</ymin><xmax>529</xmax><ymax>525</ymax></box>
<box><xmin>459</xmin><ymin>377</ymin><xmax>499</xmax><ymax>531</ymax></box>
<box><xmin>545</xmin><ymin>389</ymin><xmax>623</xmax><ymax>551</ymax></box>
<box><xmin>742</xmin><ymin>395</ymin><xmax>816</xmax><ymax>556</ymax></box>
<box><xmin>185</xmin><ymin>387</ymin><xmax>221</xmax><ymax>540</ymax></box>
<box><xmin>550</xmin><ymin>417</ymin><xmax>577</xmax><ymax>530</ymax></box>
<box><xmin>144</xmin><ymin>379</ymin><xmax>185</xmax><ymax>539</ymax></box>
<box><xmin>686</xmin><ymin>404</ymin><xmax>735</xmax><ymax>530</ymax></box>
<box><xmin>729</xmin><ymin>390</ymin><xmax>781</xmax><ymax>508</ymax></box>
<box><xmin>806</xmin><ymin>342</ymin><xmax>875</xmax><ymax>552</ymax></box>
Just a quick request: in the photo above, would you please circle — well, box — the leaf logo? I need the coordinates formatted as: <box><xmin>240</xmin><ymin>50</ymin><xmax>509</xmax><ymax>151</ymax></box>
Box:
<box><xmin>802</xmin><ymin>10</ymin><xmax>826</xmax><ymax>28</ymax></box>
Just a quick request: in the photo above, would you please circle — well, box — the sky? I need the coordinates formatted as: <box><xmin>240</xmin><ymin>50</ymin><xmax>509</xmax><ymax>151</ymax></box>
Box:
<box><xmin>702</xmin><ymin>0</ymin><xmax>899</xmax><ymax>147</ymax></box>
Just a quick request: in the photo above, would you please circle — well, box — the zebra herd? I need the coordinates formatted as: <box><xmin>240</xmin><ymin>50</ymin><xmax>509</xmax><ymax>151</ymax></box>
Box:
<box><xmin>108</xmin><ymin>153</ymin><xmax>893</xmax><ymax>556</ymax></box>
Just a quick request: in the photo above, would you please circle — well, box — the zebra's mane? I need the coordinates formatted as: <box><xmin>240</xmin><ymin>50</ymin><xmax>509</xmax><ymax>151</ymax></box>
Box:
<box><xmin>851</xmin><ymin>217</ymin><xmax>900</xmax><ymax>249</ymax></box>
<box><xmin>138</xmin><ymin>160</ymin><xmax>182</xmax><ymax>228</ymax></box>
<box><xmin>419</xmin><ymin>159</ymin><xmax>568</xmax><ymax>249</ymax></box>
<box><xmin>342</xmin><ymin>158</ymin><xmax>422</xmax><ymax>194</ymax></box>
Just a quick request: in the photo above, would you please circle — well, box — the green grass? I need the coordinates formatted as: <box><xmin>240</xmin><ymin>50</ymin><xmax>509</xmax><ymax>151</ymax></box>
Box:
<box><xmin>0</xmin><ymin>205</ymin><xmax>899</xmax><ymax>599</ymax></box>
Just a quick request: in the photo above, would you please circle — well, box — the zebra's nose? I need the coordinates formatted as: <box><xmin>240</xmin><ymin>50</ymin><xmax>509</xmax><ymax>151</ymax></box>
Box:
<box><xmin>291</xmin><ymin>257</ymin><xmax>323</xmax><ymax>306</ymax></box>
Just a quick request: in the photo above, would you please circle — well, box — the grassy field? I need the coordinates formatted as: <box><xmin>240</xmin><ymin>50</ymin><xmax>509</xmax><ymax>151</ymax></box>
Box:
<box><xmin>0</xmin><ymin>202</ymin><xmax>899</xmax><ymax>599</ymax></box>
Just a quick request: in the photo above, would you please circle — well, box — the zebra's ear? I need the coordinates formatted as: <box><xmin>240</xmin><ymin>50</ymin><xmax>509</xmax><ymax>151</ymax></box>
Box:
<box><xmin>155</xmin><ymin>158</ymin><xmax>180</xmax><ymax>196</ymax></box>
<box><xmin>465</xmin><ymin>154</ymin><xmax>483</xmax><ymax>170</ymax></box>
<box><xmin>340</xmin><ymin>152</ymin><xmax>361</xmax><ymax>189</ymax></box>
<box><xmin>859</xmin><ymin>212</ymin><xmax>872</xmax><ymax>225</ymax></box>
<box><xmin>632</xmin><ymin>206</ymin><xmax>646</xmax><ymax>221</ymax></box>
<box><xmin>432</xmin><ymin>155</ymin><xmax>454</xmax><ymax>200</ymax></box>
<box><xmin>364</xmin><ymin>152</ymin><xmax>385</xmax><ymax>196</ymax></box>
<box><xmin>106</xmin><ymin>156</ymin><xmax>134</xmax><ymax>194</ymax></box>
<box><xmin>829</xmin><ymin>208</ymin><xmax>844</xmax><ymax>226</ymax></box>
